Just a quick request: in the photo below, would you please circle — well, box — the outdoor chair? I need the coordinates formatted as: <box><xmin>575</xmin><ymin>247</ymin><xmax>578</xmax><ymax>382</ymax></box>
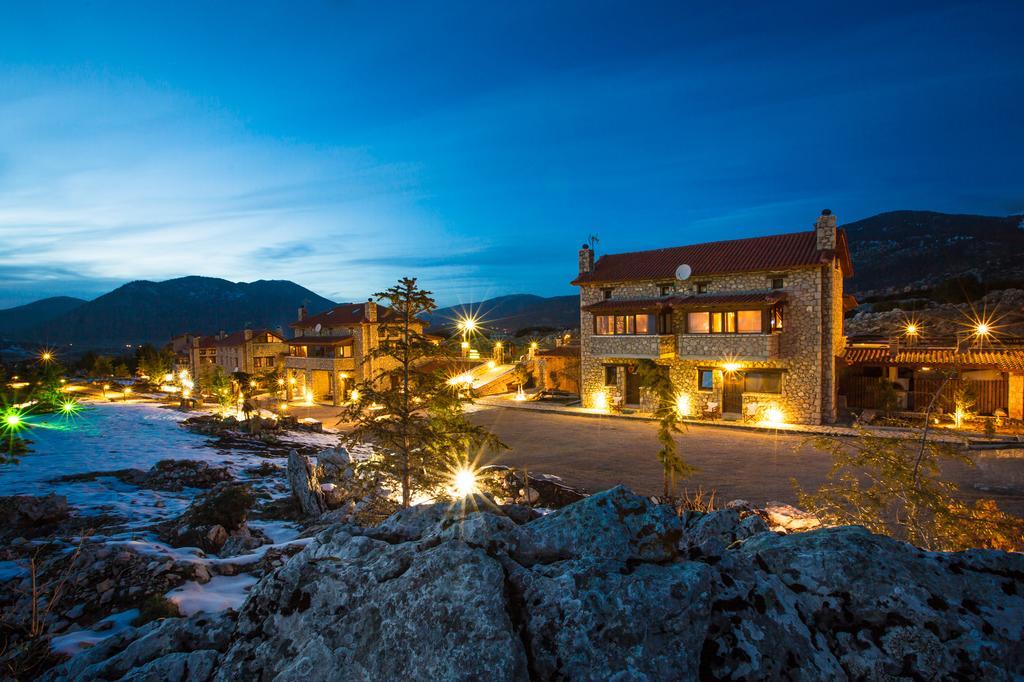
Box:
<box><xmin>703</xmin><ymin>401</ymin><xmax>720</xmax><ymax>420</ymax></box>
<box><xmin>743</xmin><ymin>401</ymin><xmax>760</xmax><ymax>423</ymax></box>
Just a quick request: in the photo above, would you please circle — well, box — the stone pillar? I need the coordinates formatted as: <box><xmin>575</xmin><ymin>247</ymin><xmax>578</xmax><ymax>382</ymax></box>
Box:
<box><xmin>304</xmin><ymin>370</ymin><xmax>313</xmax><ymax>401</ymax></box>
<box><xmin>285</xmin><ymin>370</ymin><xmax>293</xmax><ymax>401</ymax></box>
<box><xmin>330</xmin><ymin>371</ymin><xmax>340</xmax><ymax>406</ymax></box>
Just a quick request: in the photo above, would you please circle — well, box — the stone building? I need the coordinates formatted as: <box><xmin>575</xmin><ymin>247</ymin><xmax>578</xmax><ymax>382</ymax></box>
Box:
<box><xmin>189</xmin><ymin>329</ymin><xmax>289</xmax><ymax>380</ymax></box>
<box><xmin>534</xmin><ymin>345</ymin><xmax>581</xmax><ymax>393</ymax></box>
<box><xmin>285</xmin><ymin>301</ymin><xmax>432</xmax><ymax>405</ymax></box>
<box><xmin>572</xmin><ymin>210</ymin><xmax>852</xmax><ymax>425</ymax></box>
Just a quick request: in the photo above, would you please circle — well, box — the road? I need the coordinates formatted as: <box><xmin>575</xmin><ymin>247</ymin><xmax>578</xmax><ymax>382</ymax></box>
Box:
<box><xmin>466</xmin><ymin>406</ymin><xmax>1024</xmax><ymax>516</ymax></box>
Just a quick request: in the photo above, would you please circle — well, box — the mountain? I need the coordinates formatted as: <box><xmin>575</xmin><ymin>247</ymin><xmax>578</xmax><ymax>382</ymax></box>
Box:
<box><xmin>843</xmin><ymin>210</ymin><xmax>1024</xmax><ymax>297</ymax></box>
<box><xmin>427</xmin><ymin>294</ymin><xmax>579</xmax><ymax>334</ymax></box>
<box><xmin>9</xmin><ymin>277</ymin><xmax>336</xmax><ymax>347</ymax></box>
<box><xmin>0</xmin><ymin>296</ymin><xmax>87</xmax><ymax>339</ymax></box>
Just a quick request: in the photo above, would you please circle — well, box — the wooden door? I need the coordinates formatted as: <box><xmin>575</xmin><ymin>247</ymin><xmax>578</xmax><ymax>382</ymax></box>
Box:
<box><xmin>723</xmin><ymin>374</ymin><xmax>743</xmax><ymax>414</ymax></box>
<box><xmin>625</xmin><ymin>366</ymin><xmax>642</xmax><ymax>406</ymax></box>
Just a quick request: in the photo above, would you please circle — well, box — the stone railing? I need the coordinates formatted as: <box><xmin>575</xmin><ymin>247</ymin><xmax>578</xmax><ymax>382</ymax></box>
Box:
<box><xmin>284</xmin><ymin>356</ymin><xmax>357</xmax><ymax>372</ymax></box>
<box><xmin>589</xmin><ymin>334</ymin><xmax>676</xmax><ymax>360</ymax></box>
<box><xmin>677</xmin><ymin>333</ymin><xmax>780</xmax><ymax>360</ymax></box>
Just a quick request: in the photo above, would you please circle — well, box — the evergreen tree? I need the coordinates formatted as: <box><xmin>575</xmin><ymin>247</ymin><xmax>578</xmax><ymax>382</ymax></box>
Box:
<box><xmin>341</xmin><ymin>277</ymin><xmax>505</xmax><ymax>507</ymax></box>
<box><xmin>636</xmin><ymin>359</ymin><xmax>696</xmax><ymax>499</ymax></box>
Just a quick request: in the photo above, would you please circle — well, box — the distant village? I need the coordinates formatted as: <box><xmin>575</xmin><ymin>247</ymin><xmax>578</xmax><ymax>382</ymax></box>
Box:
<box><xmin>159</xmin><ymin>209</ymin><xmax>1024</xmax><ymax>429</ymax></box>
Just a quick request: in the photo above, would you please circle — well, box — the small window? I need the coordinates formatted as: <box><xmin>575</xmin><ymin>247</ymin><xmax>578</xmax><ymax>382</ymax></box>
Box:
<box><xmin>743</xmin><ymin>370</ymin><xmax>782</xmax><ymax>394</ymax></box>
<box><xmin>696</xmin><ymin>282</ymin><xmax>708</xmax><ymax>294</ymax></box>
<box><xmin>659</xmin><ymin>283</ymin><xmax>673</xmax><ymax>296</ymax></box>
<box><xmin>604</xmin><ymin>366</ymin><xmax>618</xmax><ymax>386</ymax></box>
<box><xmin>698</xmin><ymin>369</ymin><xmax>714</xmax><ymax>391</ymax></box>
<box><xmin>602</xmin><ymin>288</ymin><xmax>613</xmax><ymax>300</ymax></box>
<box><xmin>771</xmin><ymin>277</ymin><xmax>785</xmax><ymax>290</ymax></box>
<box><xmin>771</xmin><ymin>305</ymin><xmax>784</xmax><ymax>331</ymax></box>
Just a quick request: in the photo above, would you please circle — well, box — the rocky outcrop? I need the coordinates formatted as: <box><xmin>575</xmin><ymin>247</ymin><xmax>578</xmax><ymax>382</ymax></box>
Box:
<box><xmin>0</xmin><ymin>494</ymin><xmax>69</xmax><ymax>537</ymax></box>
<box><xmin>53</xmin><ymin>459</ymin><xmax>233</xmax><ymax>492</ymax></box>
<box><xmin>286</xmin><ymin>450</ymin><xmax>326</xmax><ymax>517</ymax></box>
<box><xmin>158</xmin><ymin>483</ymin><xmax>258</xmax><ymax>554</ymax></box>
<box><xmin>45</xmin><ymin>487</ymin><xmax>1024</xmax><ymax>680</ymax></box>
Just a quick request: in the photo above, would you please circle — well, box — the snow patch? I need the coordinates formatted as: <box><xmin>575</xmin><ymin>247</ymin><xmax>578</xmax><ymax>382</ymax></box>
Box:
<box><xmin>166</xmin><ymin>574</ymin><xmax>258</xmax><ymax>616</ymax></box>
<box><xmin>51</xmin><ymin>609</ymin><xmax>140</xmax><ymax>655</ymax></box>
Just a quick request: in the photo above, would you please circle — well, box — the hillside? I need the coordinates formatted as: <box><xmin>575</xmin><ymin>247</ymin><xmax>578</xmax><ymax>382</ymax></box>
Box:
<box><xmin>11</xmin><ymin>277</ymin><xmax>335</xmax><ymax>347</ymax></box>
<box><xmin>427</xmin><ymin>294</ymin><xmax>578</xmax><ymax>334</ymax></box>
<box><xmin>844</xmin><ymin>210</ymin><xmax>1024</xmax><ymax>297</ymax></box>
<box><xmin>0</xmin><ymin>296</ymin><xmax>86</xmax><ymax>339</ymax></box>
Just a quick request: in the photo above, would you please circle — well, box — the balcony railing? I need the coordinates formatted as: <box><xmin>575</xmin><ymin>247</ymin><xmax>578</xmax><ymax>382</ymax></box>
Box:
<box><xmin>589</xmin><ymin>334</ymin><xmax>676</xmax><ymax>360</ymax></box>
<box><xmin>284</xmin><ymin>356</ymin><xmax>357</xmax><ymax>372</ymax></box>
<box><xmin>677</xmin><ymin>333</ymin><xmax>779</xmax><ymax>360</ymax></box>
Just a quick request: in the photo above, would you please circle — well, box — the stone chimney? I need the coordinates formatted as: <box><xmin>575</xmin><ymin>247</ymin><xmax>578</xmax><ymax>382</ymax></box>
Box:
<box><xmin>297</xmin><ymin>305</ymin><xmax>307</xmax><ymax>322</ymax></box>
<box><xmin>243</xmin><ymin>329</ymin><xmax>253</xmax><ymax>341</ymax></box>
<box><xmin>815</xmin><ymin>209</ymin><xmax>837</xmax><ymax>251</ymax></box>
<box><xmin>578</xmin><ymin>243</ymin><xmax>594</xmax><ymax>276</ymax></box>
<box><xmin>365</xmin><ymin>298</ymin><xmax>378</xmax><ymax>322</ymax></box>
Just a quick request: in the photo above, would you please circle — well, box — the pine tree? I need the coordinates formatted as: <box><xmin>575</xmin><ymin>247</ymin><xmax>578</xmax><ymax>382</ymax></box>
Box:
<box><xmin>341</xmin><ymin>277</ymin><xmax>505</xmax><ymax>507</ymax></box>
<box><xmin>636</xmin><ymin>359</ymin><xmax>696</xmax><ymax>499</ymax></box>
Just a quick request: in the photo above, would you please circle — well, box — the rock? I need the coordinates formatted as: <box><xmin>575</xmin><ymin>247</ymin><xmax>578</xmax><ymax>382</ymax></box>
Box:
<box><xmin>287</xmin><ymin>450</ymin><xmax>326</xmax><ymax>517</ymax></box>
<box><xmin>763</xmin><ymin>501</ymin><xmax>821</xmax><ymax>531</ymax></box>
<box><xmin>0</xmin><ymin>494</ymin><xmax>70</xmax><ymax>538</ymax></box>
<box><xmin>316</xmin><ymin>447</ymin><xmax>351</xmax><ymax>480</ymax></box>
<box><xmin>725</xmin><ymin>498</ymin><xmax>752</xmax><ymax>511</ymax></box>
<box><xmin>517</xmin><ymin>485</ymin><xmax>681</xmax><ymax>564</ymax></box>
<box><xmin>143</xmin><ymin>459</ymin><xmax>233</xmax><ymax>491</ymax></box>
<box><xmin>158</xmin><ymin>483</ymin><xmax>254</xmax><ymax>553</ymax></box>
<box><xmin>320</xmin><ymin>482</ymin><xmax>346</xmax><ymax>509</ymax></box>
<box><xmin>40</xmin><ymin>612</ymin><xmax>234</xmax><ymax>682</ymax></box>
<box><xmin>40</xmin><ymin>488</ymin><xmax>1024</xmax><ymax>681</ymax></box>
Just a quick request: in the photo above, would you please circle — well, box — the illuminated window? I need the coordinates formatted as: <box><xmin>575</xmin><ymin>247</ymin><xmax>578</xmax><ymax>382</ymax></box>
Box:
<box><xmin>771</xmin><ymin>305</ymin><xmax>784</xmax><ymax>331</ymax></box>
<box><xmin>594</xmin><ymin>314</ymin><xmax>655</xmax><ymax>335</ymax></box>
<box><xmin>737</xmin><ymin>310</ymin><xmax>762</xmax><ymax>333</ymax></box>
<box><xmin>687</xmin><ymin>312</ymin><xmax>710</xmax><ymax>333</ymax></box>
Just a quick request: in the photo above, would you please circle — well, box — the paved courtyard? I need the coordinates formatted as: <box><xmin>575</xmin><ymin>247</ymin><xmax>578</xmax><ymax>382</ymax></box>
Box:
<box><xmin>466</xmin><ymin>406</ymin><xmax>1024</xmax><ymax>516</ymax></box>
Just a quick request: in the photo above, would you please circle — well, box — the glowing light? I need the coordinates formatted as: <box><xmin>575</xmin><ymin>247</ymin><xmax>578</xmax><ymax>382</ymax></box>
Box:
<box><xmin>178</xmin><ymin>370</ymin><xmax>190</xmax><ymax>382</ymax></box>
<box><xmin>675</xmin><ymin>393</ymin><xmax>691</xmax><ymax>417</ymax></box>
<box><xmin>460</xmin><ymin>341</ymin><xmax>469</xmax><ymax>350</ymax></box>
<box><xmin>722</xmin><ymin>362</ymin><xmax>741</xmax><ymax>374</ymax></box>
<box><xmin>4</xmin><ymin>413</ymin><xmax>22</xmax><ymax>428</ymax></box>
<box><xmin>103</xmin><ymin>384</ymin><xmax>111</xmax><ymax>391</ymax></box>
<box><xmin>40</xmin><ymin>351</ymin><xmax>53</xmax><ymax>362</ymax></box>
<box><xmin>954</xmin><ymin>408</ymin><xmax>965</xmax><ymax>429</ymax></box>
<box><xmin>277</xmin><ymin>378</ymin><xmax>285</xmax><ymax>386</ymax></box>
<box><xmin>249</xmin><ymin>380</ymin><xmax>257</xmax><ymax>388</ymax></box>
<box><xmin>457</xmin><ymin>317</ymin><xmax>478</xmax><ymax>333</ymax></box>
<box><xmin>530</xmin><ymin>341</ymin><xmax>538</xmax><ymax>350</ymax></box>
<box><xmin>494</xmin><ymin>342</ymin><xmax>502</xmax><ymax>349</ymax></box>
<box><xmin>288</xmin><ymin>377</ymin><xmax>296</xmax><ymax>385</ymax></box>
<box><xmin>514</xmin><ymin>386</ymin><xmax>527</xmax><ymax>401</ymax></box>
<box><xmin>163</xmin><ymin>373</ymin><xmax>174</xmax><ymax>383</ymax></box>
<box><xmin>975</xmin><ymin>322</ymin><xmax>990</xmax><ymax>336</ymax></box>
<box><xmin>763</xmin><ymin>406</ymin><xmax>785</xmax><ymax>426</ymax></box>
<box><xmin>59</xmin><ymin>400</ymin><xmax>81</xmax><ymax>415</ymax></box>
<box><xmin>487</xmin><ymin>360</ymin><xmax>496</xmax><ymax>369</ymax></box>
<box><xmin>594</xmin><ymin>390</ymin><xmax>608</xmax><ymax>412</ymax></box>
<box><xmin>123</xmin><ymin>387</ymin><xmax>132</xmax><ymax>395</ymax></box>
<box><xmin>304</xmin><ymin>388</ymin><xmax>314</xmax><ymax>405</ymax></box>
<box><xmin>905</xmin><ymin>323</ymin><xmax>918</xmax><ymax>336</ymax></box>
<box><xmin>279</xmin><ymin>402</ymin><xmax>288</xmax><ymax>410</ymax></box>
<box><xmin>451</xmin><ymin>466</ymin><xmax>479</xmax><ymax>498</ymax></box>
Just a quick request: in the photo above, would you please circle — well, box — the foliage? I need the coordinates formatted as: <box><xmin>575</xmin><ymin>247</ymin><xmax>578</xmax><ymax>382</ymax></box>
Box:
<box><xmin>91</xmin><ymin>355</ymin><xmax>114</xmax><ymax>378</ymax></box>
<box><xmin>135</xmin><ymin>344</ymin><xmax>175</xmax><ymax>383</ymax></box>
<box><xmin>877</xmin><ymin>378</ymin><xmax>900</xmax><ymax>415</ymax></box>
<box><xmin>798</xmin><ymin>429</ymin><xmax>1023</xmax><ymax>551</ymax></box>
<box><xmin>340</xmin><ymin>277</ymin><xmax>505</xmax><ymax>507</ymax></box>
<box><xmin>636</xmin><ymin>359</ymin><xmax>696</xmax><ymax>498</ymax></box>
<box><xmin>201</xmin><ymin>366</ymin><xmax>235</xmax><ymax>412</ymax></box>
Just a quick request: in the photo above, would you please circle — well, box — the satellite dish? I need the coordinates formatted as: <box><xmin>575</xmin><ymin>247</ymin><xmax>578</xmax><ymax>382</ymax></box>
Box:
<box><xmin>675</xmin><ymin>264</ymin><xmax>692</xmax><ymax>281</ymax></box>
<box><xmin>314</xmin><ymin>323</ymin><xmax>322</xmax><ymax>333</ymax></box>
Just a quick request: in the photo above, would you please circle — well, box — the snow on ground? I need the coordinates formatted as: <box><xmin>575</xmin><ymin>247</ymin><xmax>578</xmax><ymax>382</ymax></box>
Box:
<box><xmin>166</xmin><ymin>574</ymin><xmax>259</xmax><ymax>616</ymax></box>
<box><xmin>51</xmin><ymin>609</ymin><xmax>140</xmax><ymax>655</ymax></box>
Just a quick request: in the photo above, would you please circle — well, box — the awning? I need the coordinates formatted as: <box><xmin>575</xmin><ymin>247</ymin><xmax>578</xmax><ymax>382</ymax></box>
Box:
<box><xmin>843</xmin><ymin>346</ymin><xmax>1024</xmax><ymax>372</ymax></box>
<box><xmin>670</xmin><ymin>292</ymin><xmax>787</xmax><ymax>309</ymax></box>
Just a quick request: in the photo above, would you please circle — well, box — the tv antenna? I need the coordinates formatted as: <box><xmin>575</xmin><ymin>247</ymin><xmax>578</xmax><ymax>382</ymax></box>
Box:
<box><xmin>587</xmin><ymin>234</ymin><xmax>600</xmax><ymax>250</ymax></box>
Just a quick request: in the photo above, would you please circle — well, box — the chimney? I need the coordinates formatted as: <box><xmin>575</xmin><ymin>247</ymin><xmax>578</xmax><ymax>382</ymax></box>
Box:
<box><xmin>815</xmin><ymin>209</ymin><xmax>837</xmax><ymax>251</ymax></box>
<box><xmin>218</xmin><ymin>330</ymin><xmax>226</xmax><ymax>340</ymax></box>
<box><xmin>243</xmin><ymin>329</ymin><xmax>253</xmax><ymax>341</ymax></box>
<box><xmin>297</xmin><ymin>305</ymin><xmax>307</xmax><ymax>322</ymax></box>
<box><xmin>365</xmin><ymin>298</ymin><xmax>378</xmax><ymax>322</ymax></box>
<box><xmin>578</xmin><ymin>243</ymin><xmax>594</xmax><ymax>276</ymax></box>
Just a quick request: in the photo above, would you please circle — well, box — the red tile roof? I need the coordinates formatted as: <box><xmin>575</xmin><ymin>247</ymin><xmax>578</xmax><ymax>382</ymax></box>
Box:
<box><xmin>844</xmin><ymin>346</ymin><xmax>1024</xmax><ymax>372</ymax></box>
<box><xmin>572</xmin><ymin>229</ymin><xmax>852</xmax><ymax>285</ymax></box>
<box><xmin>213</xmin><ymin>329</ymin><xmax>284</xmax><ymax>347</ymax></box>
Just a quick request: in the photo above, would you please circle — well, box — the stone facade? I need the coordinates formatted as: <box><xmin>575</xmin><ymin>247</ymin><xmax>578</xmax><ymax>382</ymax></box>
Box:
<box><xmin>576</xmin><ymin>213</ymin><xmax>848</xmax><ymax>425</ymax></box>
<box><xmin>189</xmin><ymin>330</ymin><xmax>288</xmax><ymax>382</ymax></box>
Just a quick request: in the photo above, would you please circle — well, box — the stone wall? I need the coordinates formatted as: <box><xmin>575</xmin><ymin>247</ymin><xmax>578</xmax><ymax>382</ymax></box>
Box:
<box><xmin>579</xmin><ymin>258</ymin><xmax>845</xmax><ymax>424</ymax></box>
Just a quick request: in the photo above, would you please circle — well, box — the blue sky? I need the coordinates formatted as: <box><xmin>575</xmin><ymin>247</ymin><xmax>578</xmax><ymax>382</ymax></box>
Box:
<box><xmin>1</xmin><ymin>1</ymin><xmax>1022</xmax><ymax>308</ymax></box>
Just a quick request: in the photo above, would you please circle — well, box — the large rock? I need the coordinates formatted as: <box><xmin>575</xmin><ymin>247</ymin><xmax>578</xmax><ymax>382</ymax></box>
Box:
<box><xmin>0</xmin><ymin>494</ymin><xmax>69</xmax><ymax>535</ymax></box>
<box><xmin>287</xmin><ymin>449</ymin><xmax>326</xmax><ymax>517</ymax></box>
<box><xmin>43</xmin><ymin>488</ymin><xmax>1024</xmax><ymax>681</ymax></box>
